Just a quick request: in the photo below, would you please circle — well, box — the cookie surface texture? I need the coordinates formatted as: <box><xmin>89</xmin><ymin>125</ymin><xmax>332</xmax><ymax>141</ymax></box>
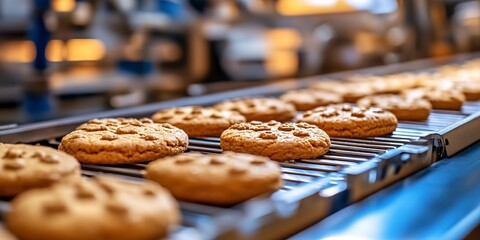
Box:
<box><xmin>146</xmin><ymin>152</ymin><xmax>282</xmax><ymax>205</ymax></box>
<box><xmin>0</xmin><ymin>143</ymin><xmax>81</xmax><ymax>197</ymax></box>
<box><xmin>152</xmin><ymin>106</ymin><xmax>246</xmax><ymax>137</ymax></box>
<box><xmin>296</xmin><ymin>104</ymin><xmax>398</xmax><ymax>138</ymax></box>
<box><xmin>6</xmin><ymin>176</ymin><xmax>180</xmax><ymax>240</ymax></box>
<box><xmin>214</xmin><ymin>98</ymin><xmax>296</xmax><ymax>122</ymax></box>
<box><xmin>59</xmin><ymin>118</ymin><xmax>188</xmax><ymax>164</ymax></box>
<box><xmin>220</xmin><ymin>121</ymin><xmax>330</xmax><ymax>161</ymax></box>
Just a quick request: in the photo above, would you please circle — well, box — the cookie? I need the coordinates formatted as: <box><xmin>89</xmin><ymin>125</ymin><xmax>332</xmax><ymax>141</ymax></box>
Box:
<box><xmin>279</xmin><ymin>89</ymin><xmax>343</xmax><ymax>111</ymax></box>
<box><xmin>59</xmin><ymin>118</ymin><xmax>188</xmax><ymax>164</ymax></box>
<box><xmin>214</xmin><ymin>98</ymin><xmax>296</xmax><ymax>122</ymax></box>
<box><xmin>6</xmin><ymin>176</ymin><xmax>180</xmax><ymax>240</ymax></box>
<box><xmin>146</xmin><ymin>152</ymin><xmax>282</xmax><ymax>205</ymax></box>
<box><xmin>296</xmin><ymin>104</ymin><xmax>398</xmax><ymax>138</ymax></box>
<box><xmin>220</xmin><ymin>121</ymin><xmax>330</xmax><ymax>161</ymax></box>
<box><xmin>434</xmin><ymin>80</ymin><xmax>480</xmax><ymax>101</ymax></box>
<box><xmin>402</xmin><ymin>87</ymin><xmax>466</xmax><ymax>110</ymax></box>
<box><xmin>0</xmin><ymin>226</ymin><xmax>17</xmax><ymax>240</ymax></box>
<box><xmin>348</xmin><ymin>73</ymin><xmax>419</xmax><ymax>94</ymax></box>
<box><xmin>152</xmin><ymin>106</ymin><xmax>246</xmax><ymax>137</ymax></box>
<box><xmin>0</xmin><ymin>143</ymin><xmax>81</xmax><ymax>197</ymax></box>
<box><xmin>357</xmin><ymin>94</ymin><xmax>432</xmax><ymax>121</ymax></box>
<box><xmin>309</xmin><ymin>81</ymin><xmax>374</xmax><ymax>103</ymax></box>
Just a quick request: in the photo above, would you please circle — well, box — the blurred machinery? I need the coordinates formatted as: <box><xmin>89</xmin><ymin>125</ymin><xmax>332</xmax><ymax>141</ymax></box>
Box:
<box><xmin>0</xmin><ymin>0</ymin><xmax>479</xmax><ymax>122</ymax></box>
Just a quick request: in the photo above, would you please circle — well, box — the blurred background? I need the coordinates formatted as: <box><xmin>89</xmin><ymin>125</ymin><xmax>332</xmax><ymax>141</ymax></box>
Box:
<box><xmin>0</xmin><ymin>0</ymin><xmax>479</xmax><ymax>126</ymax></box>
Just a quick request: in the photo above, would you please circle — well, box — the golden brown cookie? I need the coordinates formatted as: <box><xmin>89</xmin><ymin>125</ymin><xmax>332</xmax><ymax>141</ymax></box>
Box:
<box><xmin>356</xmin><ymin>94</ymin><xmax>432</xmax><ymax>121</ymax></box>
<box><xmin>151</xmin><ymin>106</ymin><xmax>246</xmax><ymax>137</ymax></box>
<box><xmin>309</xmin><ymin>81</ymin><xmax>374</xmax><ymax>103</ymax></box>
<box><xmin>214</xmin><ymin>98</ymin><xmax>296</xmax><ymax>122</ymax></box>
<box><xmin>296</xmin><ymin>104</ymin><xmax>398</xmax><ymax>138</ymax></box>
<box><xmin>220</xmin><ymin>121</ymin><xmax>330</xmax><ymax>161</ymax></box>
<box><xmin>0</xmin><ymin>143</ymin><xmax>81</xmax><ymax>197</ymax></box>
<box><xmin>146</xmin><ymin>152</ymin><xmax>282</xmax><ymax>205</ymax></box>
<box><xmin>348</xmin><ymin>73</ymin><xmax>419</xmax><ymax>94</ymax></box>
<box><xmin>59</xmin><ymin>118</ymin><xmax>189</xmax><ymax>164</ymax></box>
<box><xmin>402</xmin><ymin>87</ymin><xmax>466</xmax><ymax>110</ymax></box>
<box><xmin>279</xmin><ymin>89</ymin><xmax>343</xmax><ymax>111</ymax></box>
<box><xmin>6</xmin><ymin>176</ymin><xmax>180</xmax><ymax>240</ymax></box>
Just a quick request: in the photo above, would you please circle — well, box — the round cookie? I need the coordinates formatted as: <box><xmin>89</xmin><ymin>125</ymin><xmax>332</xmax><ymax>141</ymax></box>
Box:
<box><xmin>145</xmin><ymin>152</ymin><xmax>282</xmax><ymax>205</ymax></box>
<box><xmin>402</xmin><ymin>87</ymin><xmax>466</xmax><ymax>110</ymax></box>
<box><xmin>296</xmin><ymin>104</ymin><xmax>398</xmax><ymax>138</ymax></box>
<box><xmin>152</xmin><ymin>106</ymin><xmax>246</xmax><ymax>137</ymax></box>
<box><xmin>214</xmin><ymin>98</ymin><xmax>296</xmax><ymax>122</ymax></box>
<box><xmin>59</xmin><ymin>118</ymin><xmax>188</xmax><ymax>164</ymax></box>
<box><xmin>357</xmin><ymin>94</ymin><xmax>432</xmax><ymax>121</ymax></box>
<box><xmin>6</xmin><ymin>176</ymin><xmax>180</xmax><ymax>240</ymax></box>
<box><xmin>220</xmin><ymin>121</ymin><xmax>330</xmax><ymax>161</ymax></box>
<box><xmin>0</xmin><ymin>143</ymin><xmax>81</xmax><ymax>197</ymax></box>
<box><xmin>309</xmin><ymin>81</ymin><xmax>374</xmax><ymax>103</ymax></box>
<box><xmin>279</xmin><ymin>89</ymin><xmax>343</xmax><ymax>111</ymax></box>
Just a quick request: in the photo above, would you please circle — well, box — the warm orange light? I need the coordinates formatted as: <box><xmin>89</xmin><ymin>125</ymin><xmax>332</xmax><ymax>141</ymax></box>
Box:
<box><xmin>0</xmin><ymin>41</ymin><xmax>36</xmax><ymax>63</ymax></box>
<box><xmin>266</xmin><ymin>29</ymin><xmax>302</xmax><ymax>49</ymax></box>
<box><xmin>66</xmin><ymin>39</ymin><xmax>106</xmax><ymax>61</ymax></box>
<box><xmin>265</xmin><ymin>50</ymin><xmax>298</xmax><ymax>77</ymax></box>
<box><xmin>276</xmin><ymin>0</ymin><xmax>356</xmax><ymax>16</ymax></box>
<box><xmin>52</xmin><ymin>0</ymin><xmax>76</xmax><ymax>12</ymax></box>
<box><xmin>46</xmin><ymin>40</ymin><xmax>65</xmax><ymax>62</ymax></box>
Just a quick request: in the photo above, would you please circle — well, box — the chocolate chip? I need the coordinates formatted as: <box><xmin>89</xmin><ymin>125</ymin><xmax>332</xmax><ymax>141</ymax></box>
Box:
<box><xmin>143</xmin><ymin>188</ymin><xmax>157</xmax><ymax>197</ymax></box>
<box><xmin>174</xmin><ymin>109</ymin><xmax>185</xmax><ymax>114</ymax></box>
<box><xmin>191</xmin><ymin>107</ymin><xmax>203</xmax><ymax>114</ymax></box>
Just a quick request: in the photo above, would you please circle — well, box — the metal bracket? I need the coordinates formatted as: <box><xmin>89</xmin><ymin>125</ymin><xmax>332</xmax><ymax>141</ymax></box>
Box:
<box><xmin>341</xmin><ymin>143</ymin><xmax>431</xmax><ymax>202</ymax></box>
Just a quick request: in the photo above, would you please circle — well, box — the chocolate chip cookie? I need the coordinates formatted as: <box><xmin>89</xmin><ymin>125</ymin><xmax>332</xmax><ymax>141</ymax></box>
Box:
<box><xmin>296</xmin><ymin>104</ymin><xmax>398</xmax><ymax>138</ymax></box>
<box><xmin>220</xmin><ymin>121</ymin><xmax>330</xmax><ymax>161</ymax></box>
<box><xmin>59</xmin><ymin>118</ymin><xmax>189</xmax><ymax>164</ymax></box>
<box><xmin>357</xmin><ymin>94</ymin><xmax>432</xmax><ymax>121</ymax></box>
<box><xmin>6</xmin><ymin>176</ymin><xmax>180</xmax><ymax>240</ymax></box>
<box><xmin>279</xmin><ymin>89</ymin><xmax>343</xmax><ymax>111</ymax></box>
<box><xmin>0</xmin><ymin>143</ymin><xmax>81</xmax><ymax>197</ymax></box>
<box><xmin>214</xmin><ymin>98</ymin><xmax>296</xmax><ymax>122</ymax></box>
<box><xmin>146</xmin><ymin>152</ymin><xmax>282</xmax><ymax>205</ymax></box>
<box><xmin>152</xmin><ymin>106</ymin><xmax>246</xmax><ymax>137</ymax></box>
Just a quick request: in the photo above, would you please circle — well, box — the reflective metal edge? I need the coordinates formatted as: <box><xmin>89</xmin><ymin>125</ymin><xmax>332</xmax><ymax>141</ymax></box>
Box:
<box><xmin>427</xmin><ymin>111</ymin><xmax>480</xmax><ymax>158</ymax></box>
<box><xmin>213</xmin><ymin>177</ymin><xmax>348</xmax><ymax>240</ymax></box>
<box><xmin>340</xmin><ymin>141</ymin><xmax>431</xmax><ymax>202</ymax></box>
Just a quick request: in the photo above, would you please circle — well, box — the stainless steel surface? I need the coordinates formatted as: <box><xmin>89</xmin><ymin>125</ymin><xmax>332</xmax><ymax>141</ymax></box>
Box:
<box><xmin>291</xmin><ymin>141</ymin><xmax>480</xmax><ymax>240</ymax></box>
